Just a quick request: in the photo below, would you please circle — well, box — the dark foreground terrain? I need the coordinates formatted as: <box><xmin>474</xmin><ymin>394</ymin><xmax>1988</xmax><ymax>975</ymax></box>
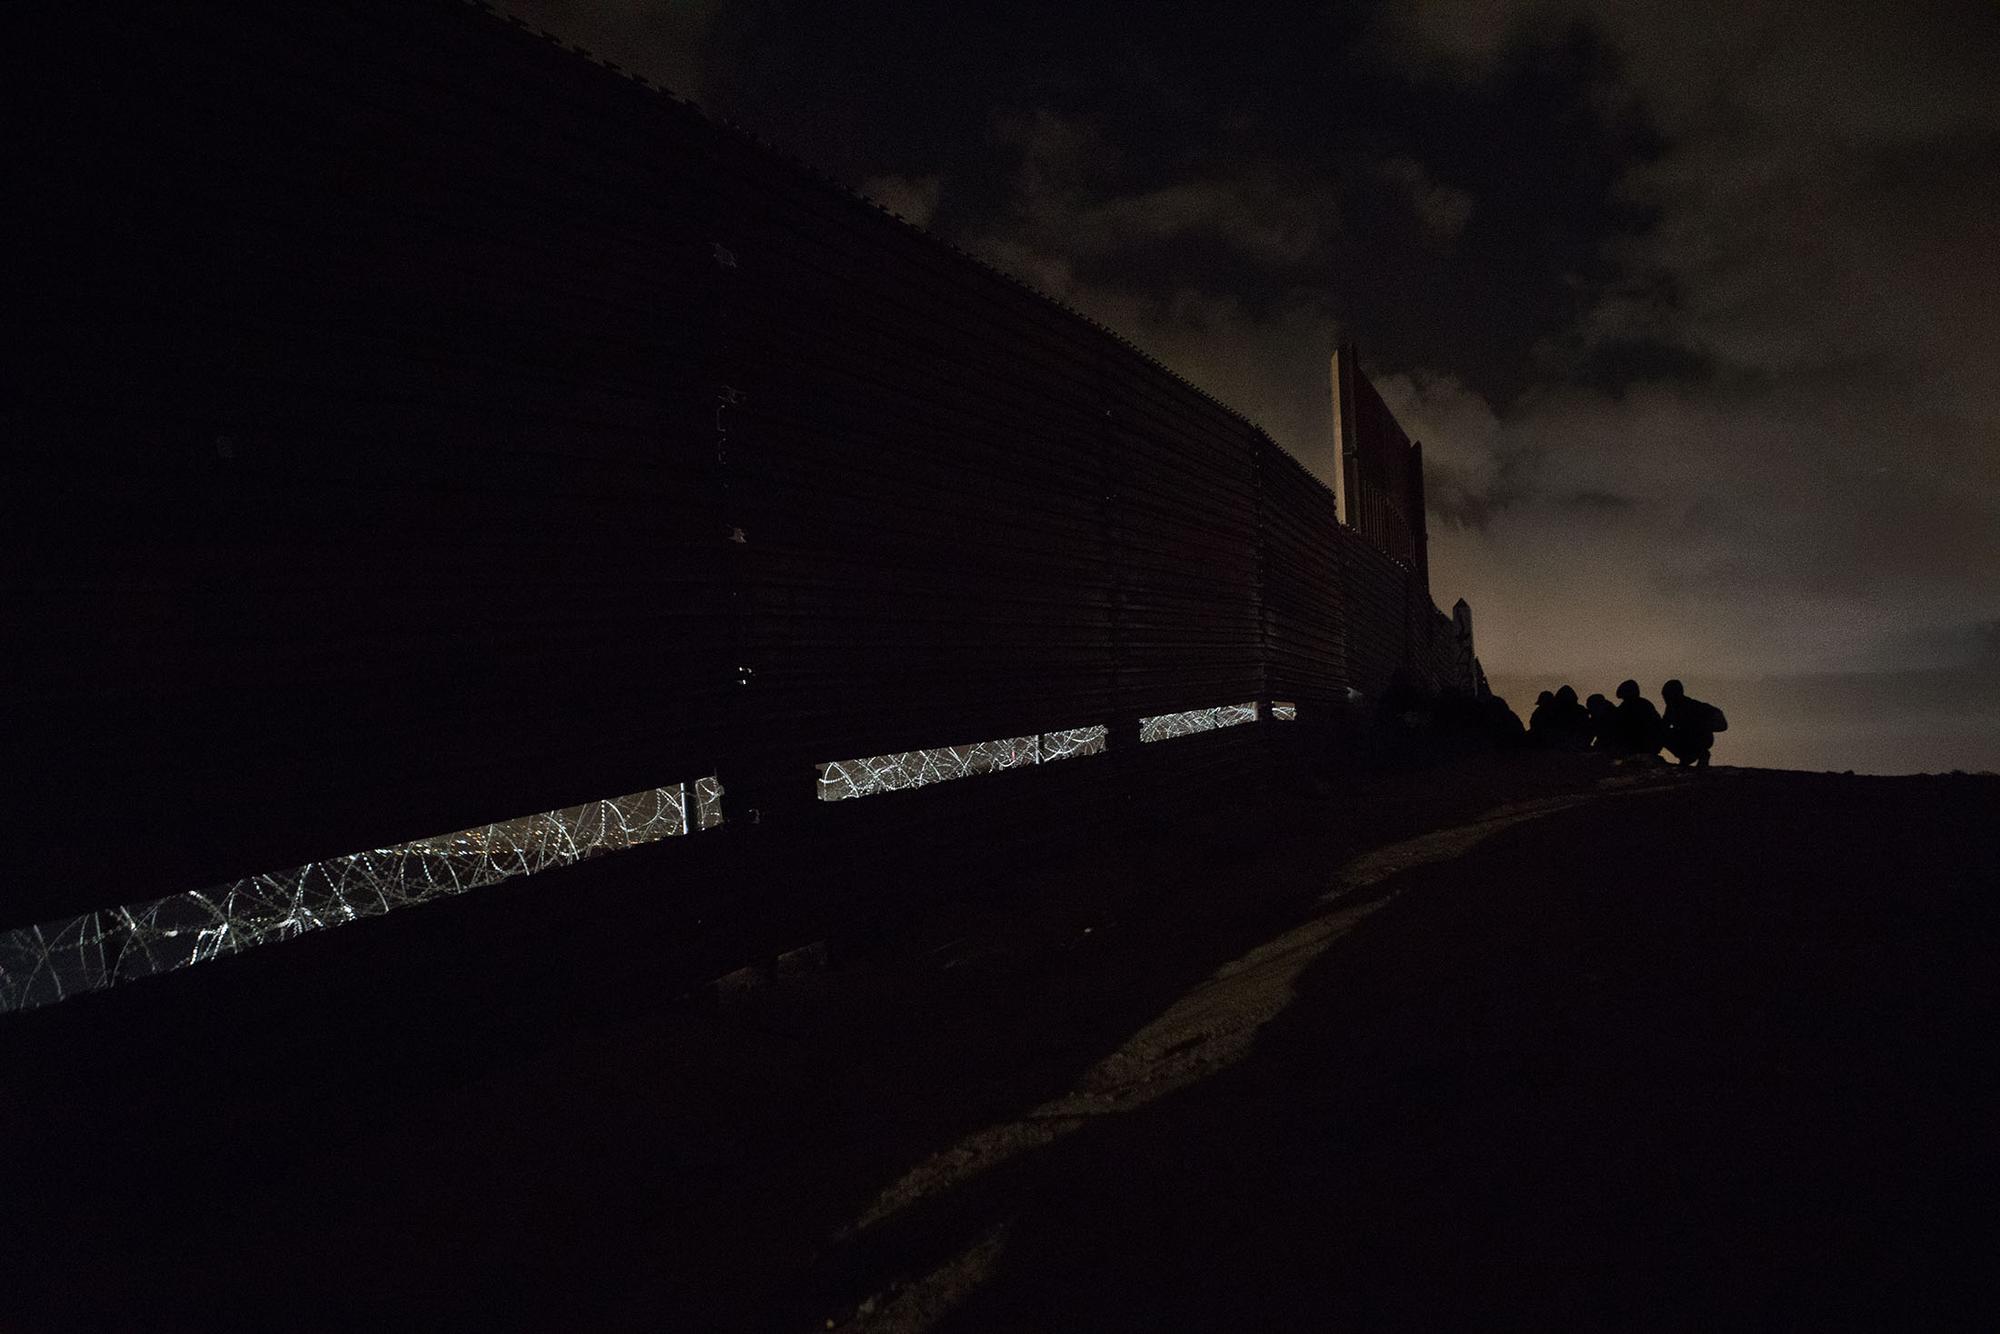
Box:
<box><xmin>6</xmin><ymin>757</ymin><xmax>1997</xmax><ymax>1330</ymax></box>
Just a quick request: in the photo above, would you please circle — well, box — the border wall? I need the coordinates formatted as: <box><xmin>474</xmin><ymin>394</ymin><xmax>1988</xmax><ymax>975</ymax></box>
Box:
<box><xmin>5</xmin><ymin>0</ymin><xmax>1472</xmax><ymax>1011</ymax></box>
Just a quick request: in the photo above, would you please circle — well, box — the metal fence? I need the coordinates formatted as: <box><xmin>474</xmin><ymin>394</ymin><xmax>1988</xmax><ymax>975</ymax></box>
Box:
<box><xmin>5</xmin><ymin>0</ymin><xmax>1470</xmax><ymax>1010</ymax></box>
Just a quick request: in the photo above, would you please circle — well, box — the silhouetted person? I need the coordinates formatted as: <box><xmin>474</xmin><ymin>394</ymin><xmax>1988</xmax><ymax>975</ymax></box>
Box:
<box><xmin>1554</xmin><ymin>685</ymin><xmax>1593</xmax><ymax>750</ymax></box>
<box><xmin>1612</xmin><ymin>679</ymin><xmax>1664</xmax><ymax>759</ymax></box>
<box><xmin>1585</xmin><ymin>692</ymin><xmax>1617</xmax><ymax>751</ymax></box>
<box><xmin>1482</xmin><ymin>694</ymin><xmax>1526</xmax><ymax>748</ymax></box>
<box><xmin>1527</xmin><ymin>690</ymin><xmax>1559</xmax><ymax>747</ymax></box>
<box><xmin>1661</xmin><ymin>678</ymin><xmax>1727</xmax><ymax>768</ymax></box>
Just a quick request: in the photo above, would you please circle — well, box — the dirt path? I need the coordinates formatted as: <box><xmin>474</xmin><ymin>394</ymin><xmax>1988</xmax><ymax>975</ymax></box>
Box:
<box><xmin>841</xmin><ymin>791</ymin><xmax>1602</xmax><ymax>1256</ymax></box>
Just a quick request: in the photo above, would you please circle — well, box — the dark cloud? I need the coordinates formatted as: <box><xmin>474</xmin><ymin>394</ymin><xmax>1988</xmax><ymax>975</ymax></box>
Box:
<box><xmin>981</xmin><ymin>109</ymin><xmax>1336</xmax><ymax>269</ymax></box>
<box><xmin>1377</xmin><ymin>156</ymin><xmax>1475</xmax><ymax>242</ymax></box>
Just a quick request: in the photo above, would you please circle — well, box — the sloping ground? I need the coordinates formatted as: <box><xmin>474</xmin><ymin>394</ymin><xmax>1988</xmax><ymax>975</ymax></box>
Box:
<box><xmin>6</xmin><ymin>758</ymin><xmax>1995</xmax><ymax>1329</ymax></box>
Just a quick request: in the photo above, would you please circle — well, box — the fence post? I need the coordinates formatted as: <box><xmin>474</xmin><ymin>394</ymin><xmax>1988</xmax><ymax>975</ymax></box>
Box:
<box><xmin>1254</xmin><ymin>432</ymin><xmax>1275</xmax><ymax>726</ymax></box>
<box><xmin>703</xmin><ymin>188</ymin><xmax>819</xmax><ymax>833</ymax></box>
<box><xmin>1098</xmin><ymin>350</ymin><xmax>1144</xmax><ymax>815</ymax></box>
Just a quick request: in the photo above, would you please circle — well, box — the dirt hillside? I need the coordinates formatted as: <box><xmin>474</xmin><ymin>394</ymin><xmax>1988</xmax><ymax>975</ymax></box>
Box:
<box><xmin>6</xmin><ymin>757</ymin><xmax>1995</xmax><ymax>1329</ymax></box>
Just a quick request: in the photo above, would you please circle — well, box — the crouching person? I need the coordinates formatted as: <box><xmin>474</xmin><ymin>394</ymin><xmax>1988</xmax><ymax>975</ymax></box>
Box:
<box><xmin>1661</xmin><ymin>678</ymin><xmax>1727</xmax><ymax>768</ymax></box>
<box><xmin>1612</xmin><ymin>679</ymin><xmax>1665</xmax><ymax>760</ymax></box>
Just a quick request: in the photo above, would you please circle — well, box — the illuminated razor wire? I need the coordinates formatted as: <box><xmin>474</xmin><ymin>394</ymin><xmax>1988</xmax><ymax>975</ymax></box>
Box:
<box><xmin>0</xmin><ymin>780</ymin><xmax>721</xmax><ymax>1015</ymax></box>
<box><xmin>818</xmin><ymin>725</ymin><xmax>1109</xmax><ymax>802</ymax></box>
<box><xmin>1138</xmin><ymin>702</ymin><xmax>1259</xmax><ymax>743</ymax></box>
<box><xmin>1272</xmin><ymin>702</ymin><xmax>1298</xmax><ymax>721</ymax></box>
<box><xmin>1039</xmin><ymin>726</ymin><xmax>1109</xmax><ymax>761</ymax></box>
<box><xmin>691</xmin><ymin>775</ymin><xmax>725</xmax><ymax>830</ymax></box>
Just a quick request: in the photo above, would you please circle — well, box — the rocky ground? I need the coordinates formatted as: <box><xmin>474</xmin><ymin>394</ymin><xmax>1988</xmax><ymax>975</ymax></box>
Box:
<box><xmin>7</xmin><ymin>754</ymin><xmax>1996</xmax><ymax>1330</ymax></box>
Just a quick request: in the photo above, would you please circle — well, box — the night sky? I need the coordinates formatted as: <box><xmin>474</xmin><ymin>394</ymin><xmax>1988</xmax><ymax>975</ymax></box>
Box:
<box><xmin>507</xmin><ymin>0</ymin><xmax>1999</xmax><ymax>774</ymax></box>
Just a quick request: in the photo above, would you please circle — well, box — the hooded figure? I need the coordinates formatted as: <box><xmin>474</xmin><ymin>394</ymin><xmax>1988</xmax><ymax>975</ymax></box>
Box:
<box><xmin>1612</xmin><ymin>679</ymin><xmax>1664</xmax><ymax>757</ymax></box>
<box><xmin>1662</xmin><ymin>678</ymin><xmax>1727</xmax><ymax>768</ymax></box>
<box><xmin>1527</xmin><ymin>690</ymin><xmax>1560</xmax><ymax>747</ymax></box>
<box><xmin>1483</xmin><ymin>694</ymin><xmax>1527</xmax><ymax>747</ymax></box>
<box><xmin>1586</xmin><ymin>692</ymin><xmax>1618</xmax><ymax>751</ymax></box>
<box><xmin>1554</xmin><ymin>685</ymin><xmax>1593</xmax><ymax>750</ymax></box>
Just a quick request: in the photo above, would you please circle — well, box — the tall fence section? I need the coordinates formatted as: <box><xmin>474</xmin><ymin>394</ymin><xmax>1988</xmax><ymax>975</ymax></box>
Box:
<box><xmin>5</xmin><ymin>0</ymin><xmax>1479</xmax><ymax>1011</ymax></box>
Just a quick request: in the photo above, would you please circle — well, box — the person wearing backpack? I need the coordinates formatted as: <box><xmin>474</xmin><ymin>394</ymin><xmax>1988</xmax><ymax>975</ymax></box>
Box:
<box><xmin>1553</xmin><ymin>685</ymin><xmax>1594</xmax><ymax>750</ymax></box>
<box><xmin>1661</xmin><ymin>678</ymin><xmax>1727</xmax><ymax>768</ymax></box>
<box><xmin>1612</xmin><ymin>679</ymin><xmax>1666</xmax><ymax>760</ymax></box>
